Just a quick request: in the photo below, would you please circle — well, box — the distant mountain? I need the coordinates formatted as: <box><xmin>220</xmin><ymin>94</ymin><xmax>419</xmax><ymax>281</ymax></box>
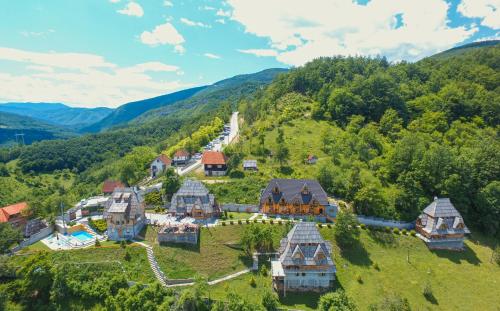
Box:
<box><xmin>0</xmin><ymin>102</ymin><xmax>112</xmax><ymax>130</ymax></box>
<box><xmin>134</xmin><ymin>68</ymin><xmax>288</xmax><ymax>124</ymax></box>
<box><xmin>81</xmin><ymin>86</ymin><xmax>207</xmax><ymax>133</ymax></box>
<box><xmin>430</xmin><ymin>40</ymin><xmax>499</xmax><ymax>59</ymax></box>
<box><xmin>0</xmin><ymin>111</ymin><xmax>76</xmax><ymax>146</ymax></box>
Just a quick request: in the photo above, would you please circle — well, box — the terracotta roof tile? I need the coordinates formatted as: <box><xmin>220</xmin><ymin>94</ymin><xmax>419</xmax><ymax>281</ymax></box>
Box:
<box><xmin>202</xmin><ymin>151</ymin><xmax>227</xmax><ymax>165</ymax></box>
<box><xmin>174</xmin><ymin>149</ymin><xmax>190</xmax><ymax>157</ymax></box>
<box><xmin>0</xmin><ymin>202</ymin><xmax>28</xmax><ymax>222</ymax></box>
<box><xmin>157</xmin><ymin>154</ymin><xmax>172</xmax><ymax>165</ymax></box>
<box><xmin>102</xmin><ymin>180</ymin><xmax>125</xmax><ymax>194</ymax></box>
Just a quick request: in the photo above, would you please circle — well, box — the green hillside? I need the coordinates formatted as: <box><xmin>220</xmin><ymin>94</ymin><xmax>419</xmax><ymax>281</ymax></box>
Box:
<box><xmin>212</xmin><ymin>44</ymin><xmax>500</xmax><ymax>237</ymax></box>
<box><xmin>430</xmin><ymin>40</ymin><xmax>499</xmax><ymax>59</ymax></box>
<box><xmin>0</xmin><ymin>111</ymin><xmax>76</xmax><ymax>146</ymax></box>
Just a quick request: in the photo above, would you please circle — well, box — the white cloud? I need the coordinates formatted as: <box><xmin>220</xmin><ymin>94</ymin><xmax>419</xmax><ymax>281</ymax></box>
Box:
<box><xmin>140</xmin><ymin>22</ymin><xmax>185</xmax><ymax>53</ymax></box>
<box><xmin>20</xmin><ymin>29</ymin><xmax>55</xmax><ymax>37</ymax></box>
<box><xmin>458</xmin><ymin>0</ymin><xmax>500</xmax><ymax>29</ymax></box>
<box><xmin>227</xmin><ymin>0</ymin><xmax>478</xmax><ymax>65</ymax></box>
<box><xmin>163</xmin><ymin>0</ymin><xmax>173</xmax><ymax>7</ymax></box>
<box><xmin>202</xmin><ymin>6</ymin><xmax>216</xmax><ymax>11</ymax></box>
<box><xmin>0</xmin><ymin>47</ymin><xmax>189</xmax><ymax>107</ymax></box>
<box><xmin>109</xmin><ymin>0</ymin><xmax>120</xmax><ymax>3</ymax></box>
<box><xmin>237</xmin><ymin>49</ymin><xmax>278</xmax><ymax>57</ymax></box>
<box><xmin>117</xmin><ymin>2</ymin><xmax>144</xmax><ymax>17</ymax></box>
<box><xmin>215</xmin><ymin>18</ymin><xmax>226</xmax><ymax>24</ymax></box>
<box><xmin>204</xmin><ymin>53</ymin><xmax>221</xmax><ymax>59</ymax></box>
<box><xmin>216</xmin><ymin>9</ymin><xmax>231</xmax><ymax>17</ymax></box>
<box><xmin>180</xmin><ymin>17</ymin><xmax>211</xmax><ymax>28</ymax></box>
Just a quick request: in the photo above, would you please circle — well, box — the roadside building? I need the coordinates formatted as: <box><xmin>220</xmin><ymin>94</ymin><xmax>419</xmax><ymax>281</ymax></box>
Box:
<box><xmin>416</xmin><ymin>197</ymin><xmax>470</xmax><ymax>250</ymax></box>
<box><xmin>272</xmin><ymin>222</ymin><xmax>336</xmax><ymax>294</ymax></box>
<box><xmin>259</xmin><ymin>179</ymin><xmax>337</xmax><ymax>222</ymax></box>
<box><xmin>102</xmin><ymin>180</ymin><xmax>125</xmax><ymax>196</ymax></box>
<box><xmin>169</xmin><ymin>179</ymin><xmax>220</xmax><ymax>219</ymax></box>
<box><xmin>104</xmin><ymin>187</ymin><xmax>145</xmax><ymax>241</ymax></box>
<box><xmin>173</xmin><ymin>149</ymin><xmax>190</xmax><ymax>166</ymax></box>
<box><xmin>202</xmin><ymin>151</ymin><xmax>227</xmax><ymax>176</ymax></box>
<box><xmin>243</xmin><ymin>159</ymin><xmax>258</xmax><ymax>171</ymax></box>
<box><xmin>0</xmin><ymin>202</ymin><xmax>29</xmax><ymax>228</ymax></box>
<box><xmin>158</xmin><ymin>223</ymin><xmax>199</xmax><ymax>244</ymax></box>
<box><xmin>151</xmin><ymin>154</ymin><xmax>172</xmax><ymax>178</ymax></box>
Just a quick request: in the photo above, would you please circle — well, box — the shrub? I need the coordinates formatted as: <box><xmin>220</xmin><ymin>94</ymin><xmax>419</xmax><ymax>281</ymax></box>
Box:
<box><xmin>253</xmin><ymin>219</ymin><xmax>258</xmax><ymax>223</ymax></box>
<box><xmin>360</xmin><ymin>224</ymin><xmax>366</xmax><ymax>230</ymax></box>
<box><xmin>270</xmin><ymin>219</ymin><xmax>274</xmax><ymax>224</ymax></box>
<box><xmin>229</xmin><ymin>220</ymin><xmax>234</xmax><ymax>225</ymax></box>
<box><xmin>262</xmin><ymin>290</ymin><xmax>279</xmax><ymax>311</ymax></box>
<box><xmin>120</xmin><ymin>240</ymin><xmax>126</xmax><ymax>249</ymax></box>
<box><xmin>401</xmin><ymin>229</ymin><xmax>407</xmax><ymax>235</ymax></box>
<box><xmin>356</xmin><ymin>274</ymin><xmax>363</xmax><ymax>284</ymax></box>
<box><xmin>229</xmin><ymin>214</ymin><xmax>234</xmax><ymax>219</ymax></box>
<box><xmin>373</xmin><ymin>262</ymin><xmax>380</xmax><ymax>271</ymax></box>
<box><xmin>246</xmin><ymin>219</ymin><xmax>250</xmax><ymax>224</ymax></box>
<box><xmin>262</xmin><ymin>220</ymin><xmax>266</xmax><ymax>224</ymax></box>
<box><xmin>385</xmin><ymin>227</ymin><xmax>391</xmax><ymax>233</ymax></box>
<box><xmin>327</xmin><ymin>223</ymin><xmax>332</xmax><ymax>228</ymax></box>
<box><xmin>260</xmin><ymin>265</ymin><xmax>268</xmax><ymax>277</ymax></box>
<box><xmin>493</xmin><ymin>246</ymin><xmax>500</xmax><ymax>266</ymax></box>
<box><xmin>278</xmin><ymin>220</ymin><xmax>282</xmax><ymax>225</ymax></box>
<box><xmin>423</xmin><ymin>282</ymin><xmax>433</xmax><ymax>300</ymax></box>
<box><xmin>393</xmin><ymin>228</ymin><xmax>400</xmax><ymax>235</ymax></box>
<box><xmin>95</xmin><ymin>239</ymin><xmax>101</xmax><ymax>247</ymax></box>
<box><xmin>249</xmin><ymin>276</ymin><xmax>257</xmax><ymax>287</ymax></box>
<box><xmin>318</xmin><ymin>223</ymin><xmax>324</xmax><ymax>228</ymax></box>
<box><xmin>410</xmin><ymin>230</ymin><xmax>416</xmax><ymax>237</ymax></box>
<box><xmin>238</xmin><ymin>220</ymin><xmax>242</xmax><ymax>225</ymax></box>
<box><xmin>221</xmin><ymin>221</ymin><xmax>226</xmax><ymax>226</ymax></box>
<box><xmin>229</xmin><ymin>169</ymin><xmax>245</xmax><ymax>179</ymax></box>
<box><xmin>124</xmin><ymin>250</ymin><xmax>131</xmax><ymax>261</ymax></box>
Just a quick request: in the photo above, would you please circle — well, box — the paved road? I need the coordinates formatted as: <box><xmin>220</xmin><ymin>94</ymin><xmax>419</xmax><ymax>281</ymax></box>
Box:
<box><xmin>176</xmin><ymin>111</ymin><xmax>239</xmax><ymax>177</ymax></box>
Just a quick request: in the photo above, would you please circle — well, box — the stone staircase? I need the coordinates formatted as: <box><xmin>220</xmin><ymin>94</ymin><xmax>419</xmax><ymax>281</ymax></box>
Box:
<box><xmin>145</xmin><ymin>245</ymin><xmax>167</xmax><ymax>287</ymax></box>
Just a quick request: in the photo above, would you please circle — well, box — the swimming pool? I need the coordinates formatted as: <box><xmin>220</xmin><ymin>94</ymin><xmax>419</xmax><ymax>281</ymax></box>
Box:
<box><xmin>71</xmin><ymin>230</ymin><xmax>94</xmax><ymax>242</ymax></box>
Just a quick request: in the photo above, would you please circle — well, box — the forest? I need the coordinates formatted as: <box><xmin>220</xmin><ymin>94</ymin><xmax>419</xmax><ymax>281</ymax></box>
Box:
<box><xmin>237</xmin><ymin>45</ymin><xmax>499</xmax><ymax>237</ymax></box>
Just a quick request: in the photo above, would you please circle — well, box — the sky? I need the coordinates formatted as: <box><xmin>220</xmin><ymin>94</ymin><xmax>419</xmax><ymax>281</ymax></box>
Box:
<box><xmin>0</xmin><ymin>0</ymin><xmax>498</xmax><ymax>108</ymax></box>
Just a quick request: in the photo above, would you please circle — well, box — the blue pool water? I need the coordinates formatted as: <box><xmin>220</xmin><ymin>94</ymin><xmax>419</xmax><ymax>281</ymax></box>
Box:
<box><xmin>71</xmin><ymin>230</ymin><xmax>93</xmax><ymax>242</ymax></box>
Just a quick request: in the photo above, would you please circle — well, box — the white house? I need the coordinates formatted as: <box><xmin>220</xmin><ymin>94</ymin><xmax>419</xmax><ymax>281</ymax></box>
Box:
<box><xmin>151</xmin><ymin>154</ymin><xmax>172</xmax><ymax>178</ymax></box>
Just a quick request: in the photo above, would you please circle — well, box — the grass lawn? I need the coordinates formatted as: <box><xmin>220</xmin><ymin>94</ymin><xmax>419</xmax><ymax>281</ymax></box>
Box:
<box><xmin>225</xmin><ymin>211</ymin><xmax>255</xmax><ymax>220</ymax></box>
<box><xmin>211</xmin><ymin>228</ymin><xmax>500</xmax><ymax>311</ymax></box>
<box><xmin>18</xmin><ymin>240</ymin><xmax>52</xmax><ymax>253</ymax></box>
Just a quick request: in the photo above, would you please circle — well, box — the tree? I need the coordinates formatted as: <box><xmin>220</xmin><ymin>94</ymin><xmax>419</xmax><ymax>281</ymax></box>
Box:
<box><xmin>162</xmin><ymin>168</ymin><xmax>181</xmax><ymax>201</ymax></box>
<box><xmin>333</xmin><ymin>209</ymin><xmax>360</xmax><ymax>248</ymax></box>
<box><xmin>275</xmin><ymin>143</ymin><xmax>290</xmax><ymax>167</ymax></box>
<box><xmin>0</xmin><ymin>223</ymin><xmax>22</xmax><ymax>254</ymax></box>
<box><xmin>327</xmin><ymin>88</ymin><xmax>363</xmax><ymax>122</ymax></box>
<box><xmin>261</xmin><ymin>290</ymin><xmax>279</xmax><ymax>311</ymax></box>
<box><xmin>353</xmin><ymin>185</ymin><xmax>387</xmax><ymax>217</ymax></box>
<box><xmin>144</xmin><ymin>191</ymin><xmax>163</xmax><ymax>207</ymax></box>
<box><xmin>379</xmin><ymin>108</ymin><xmax>403</xmax><ymax>139</ymax></box>
<box><xmin>318</xmin><ymin>290</ymin><xmax>357</xmax><ymax>311</ymax></box>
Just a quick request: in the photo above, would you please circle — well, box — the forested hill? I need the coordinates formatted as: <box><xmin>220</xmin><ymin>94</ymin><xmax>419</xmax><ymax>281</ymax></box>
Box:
<box><xmin>230</xmin><ymin>43</ymin><xmax>499</xmax><ymax>236</ymax></box>
<box><xmin>0</xmin><ymin>111</ymin><xmax>76</xmax><ymax>146</ymax></box>
<box><xmin>0</xmin><ymin>102</ymin><xmax>112</xmax><ymax>130</ymax></box>
<box><xmin>430</xmin><ymin>39</ymin><xmax>499</xmax><ymax>59</ymax></box>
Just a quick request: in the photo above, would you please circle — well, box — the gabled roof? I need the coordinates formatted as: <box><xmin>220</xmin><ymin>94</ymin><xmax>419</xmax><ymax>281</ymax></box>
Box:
<box><xmin>285</xmin><ymin>222</ymin><xmax>325</xmax><ymax>244</ymax></box>
<box><xmin>202</xmin><ymin>151</ymin><xmax>227</xmax><ymax>165</ymax></box>
<box><xmin>260</xmin><ymin>179</ymin><xmax>329</xmax><ymax>206</ymax></box>
<box><xmin>174</xmin><ymin>149</ymin><xmax>190</xmax><ymax>157</ymax></box>
<box><xmin>423</xmin><ymin>198</ymin><xmax>462</xmax><ymax>218</ymax></box>
<box><xmin>156</xmin><ymin>154</ymin><xmax>172</xmax><ymax>165</ymax></box>
<box><xmin>102</xmin><ymin>180</ymin><xmax>125</xmax><ymax>194</ymax></box>
<box><xmin>0</xmin><ymin>202</ymin><xmax>28</xmax><ymax>222</ymax></box>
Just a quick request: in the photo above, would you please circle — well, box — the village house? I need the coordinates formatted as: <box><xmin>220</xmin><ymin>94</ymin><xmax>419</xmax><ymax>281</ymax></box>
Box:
<box><xmin>0</xmin><ymin>202</ymin><xmax>29</xmax><ymax>228</ymax></box>
<box><xmin>306</xmin><ymin>155</ymin><xmax>318</xmax><ymax>164</ymax></box>
<box><xmin>158</xmin><ymin>223</ymin><xmax>199</xmax><ymax>244</ymax></box>
<box><xmin>416</xmin><ymin>197</ymin><xmax>470</xmax><ymax>250</ymax></box>
<box><xmin>104</xmin><ymin>187</ymin><xmax>145</xmax><ymax>241</ymax></box>
<box><xmin>259</xmin><ymin>179</ymin><xmax>337</xmax><ymax>222</ymax></box>
<box><xmin>201</xmin><ymin>151</ymin><xmax>227</xmax><ymax>176</ymax></box>
<box><xmin>150</xmin><ymin>154</ymin><xmax>172</xmax><ymax>178</ymax></box>
<box><xmin>173</xmin><ymin>149</ymin><xmax>190</xmax><ymax>166</ymax></box>
<box><xmin>243</xmin><ymin>159</ymin><xmax>258</xmax><ymax>171</ymax></box>
<box><xmin>169</xmin><ymin>179</ymin><xmax>220</xmax><ymax>219</ymax></box>
<box><xmin>272</xmin><ymin>222</ymin><xmax>336</xmax><ymax>295</ymax></box>
<box><xmin>102</xmin><ymin>180</ymin><xmax>125</xmax><ymax>196</ymax></box>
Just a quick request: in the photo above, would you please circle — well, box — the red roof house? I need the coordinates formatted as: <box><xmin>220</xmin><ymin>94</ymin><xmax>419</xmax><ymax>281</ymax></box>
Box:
<box><xmin>202</xmin><ymin>151</ymin><xmax>227</xmax><ymax>176</ymax></box>
<box><xmin>102</xmin><ymin>180</ymin><xmax>125</xmax><ymax>195</ymax></box>
<box><xmin>151</xmin><ymin>154</ymin><xmax>172</xmax><ymax>178</ymax></box>
<box><xmin>157</xmin><ymin>154</ymin><xmax>172</xmax><ymax>166</ymax></box>
<box><xmin>0</xmin><ymin>202</ymin><xmax>29</xmax><ymax>227</ymax></box>
<box><xmin>173</xmin><ymin>149</ymin><xmax>190</xmax><ymax>165</ymax></box>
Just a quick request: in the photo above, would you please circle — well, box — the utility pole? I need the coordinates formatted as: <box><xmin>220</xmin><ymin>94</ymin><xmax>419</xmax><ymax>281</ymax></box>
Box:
<box><xmin>60</xmin><ymin>202</ymin><xmax>66</xmax><ymax>235</ymax></box>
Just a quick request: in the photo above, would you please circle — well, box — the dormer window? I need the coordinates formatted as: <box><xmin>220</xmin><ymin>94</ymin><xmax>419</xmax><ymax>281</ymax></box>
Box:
<box><xmin>302</xmin><ymin>184</ymin><xmax>309</xmax><ymax>195</ymax></box>
<box><xmin>273</xmin><ymin>186</ymin><xmax>280</xmax><ymax>194</ymax></box>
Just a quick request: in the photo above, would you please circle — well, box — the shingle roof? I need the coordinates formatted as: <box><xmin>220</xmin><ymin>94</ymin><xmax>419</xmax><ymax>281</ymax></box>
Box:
<box><xmin>157</xmin><ymin>154</ymin><xmax>172</xmax><ymax>165</ymax></box>
<box><xmin>202</xmin><ymin>151</ymin><xmax>226</xmax><ymax>165</ymax></box>
<box><xmin>423</xmin><ymin>198</ymin><xmax>462</xmax><ymax>218</ymax></box>
<box><xmin>174</xmin><ymin>149</ymin><xmax>190</xmax><ymax>157</ymax></box>
<box><xmin>102</xmin><ymin>180</ymin><xmax>125</xmax><ymax>194</ymax></box>
<box><xmin>259</xmin><ymin>179</ymin><xmax>329</xmax><ymax>206</ymax></box>
<box><xmin>0</xmin><ymin>202</ymin><xmax>28</xmax><ymax>222</ymax></box>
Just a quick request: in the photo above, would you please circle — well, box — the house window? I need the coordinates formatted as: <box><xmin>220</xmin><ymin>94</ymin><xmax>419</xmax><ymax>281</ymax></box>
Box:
<box><xmin>207</xmin><ymin>164</ymin><xmax>212</xmax><ymax>168</ymax></box>
<box><xmin>217</xmin><ymin>165</ymin><xmax>222</xmax><ymax>168</ymax></box>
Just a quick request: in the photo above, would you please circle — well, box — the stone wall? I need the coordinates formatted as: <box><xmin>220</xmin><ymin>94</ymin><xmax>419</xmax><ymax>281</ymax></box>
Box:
<box><xmin>12</xmin><ymin>225</ymin><xmax>54</xmax><ymax>252</ymax></box>
<box><xmin>357</xmin><ymin>215</ymin><xmax>415</xmax><ymax>229</ymax></box>
<box><xmin>222</xmin><ymin>204</ymin><xmax>259</xmax><ymax>213</ymax></box>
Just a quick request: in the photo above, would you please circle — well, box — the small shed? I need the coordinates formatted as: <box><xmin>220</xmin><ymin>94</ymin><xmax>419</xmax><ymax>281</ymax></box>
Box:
<box><xmin>243</xmin><ymin>160</ymin><xmax>258</xmax><ymax>171</ymax></box>
<box><xmin>306</xmin><ymin>155</ymin><xmax>318</xmax><ymax>164</ymax></box>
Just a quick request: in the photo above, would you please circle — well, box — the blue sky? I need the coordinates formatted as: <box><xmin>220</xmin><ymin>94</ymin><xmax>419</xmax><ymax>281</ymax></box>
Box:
<box><xmin>0</xmin><ymin>0</ymin><xmax>498</xmax><ymax>107</ymax></box>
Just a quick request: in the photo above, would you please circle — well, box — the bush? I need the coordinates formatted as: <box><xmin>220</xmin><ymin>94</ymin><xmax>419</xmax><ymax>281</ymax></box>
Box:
<box><xmin>327</xmin><ymin>223</ymin><xmax>332</xmax><ymax>228</ymax></box>
<box><xmin>124</xmin><ymin>250</ymin><xmax>131</xmax><ymax>261</ymax></box>
<box><xmin>230</xmin><ymin>220</ymin><xmax>234</xmax><ymax>225</ymax></box>
<box><xmin>356</xmin><ymin>274</ymin><xmax>363</xmax><ymax>284</ymax></box>
<box><xmin>401</xmin><ymin>229</ymin><xmax>407</xmax><ymax>235</ymax></box>
<box><xmin>423</xmin><ymin>282</ymin><xmax>433</xmax><ymax>299</ymax></box>
<box><xmin>246</xmin><ymin>219</ymin><xmax>250</xmax><ymax>224</ymax></box>
<box><xmin>229</xmin><ymin>214</ymin><xmax>234</xmax><ymax>219</ymax></box>
<box><xmin>221</xmin><ymin>221</ymin><xmax>226</xmax><ymax>226</ymax></box>
<box><xmin>89</xmin><ymin>219</ymin><xmax>107</xmax><ymax>234</ymax></box>
<box><xmin>238</xmin><ymin>220</ymin><xmax>242</xmax><ymax>225</ymax></box>
<box><xmin>360</xmin><ymin>224</ymin><xmax>366</xmax><ymax>230</ymax></box>
<box><xmin>385</xmin><ymin>227</ymin><xmax>391</xmax><ymax>233</ymax></box>
<box><xmin>318</xmin><ymin>223</ymin><xmax>324</xmax><ymax>228</ymax></box>
<box><xmin>393</xmin><ymin>228</ymin><xmax>400</xmax><ymax>235</ymax></box>
<box><xmin>262</xmin><ymin>290</ymin><xmax>279</xmax><ymax>311</ymax></box>
<box><xmin>95</xmin><ymin>239</ymin><xmax>101</xmax><ymax>247</ymax></box>
<box><xmin>229</xmin><ymin>170</ymin><xmax>245</xmax><ymax>179</ymax></box>
<box><xmin>249</xmin><ymin>276</ymin><xmax>257</xmax><ymax>287</ymax></box>
<box><xmin>270</xmin><ymin>219</ymin><xmax>274</xmax><ymax>224</ymax></box>
<box><xmin>410</xmin><ymin>230</ymin><xmax>416</xmax><ymax>237</ymax></box>
<box><xmin>260</xmin><ymin>265</ymin><xmax>268</xmax><ymax>277</ymax></box>
<box><xmin>262</xmin><ymin>220</ymin><xmax>266</xmax><ymax>224</ymax></box>
<box><xmin>278</xmin><ymin>220</ymin><xmax>282</xmax><ymax>225</ymax></box>
<box><xmin>373</xmin><ymin>262</ymin><xmax>380</xmax><ymax>271</ymax></box>
<box><xmin>253</xmin><ymin>219</ymin><xmax>258</xmax><ymax>223</ymax></box>
<box><xmin>120</xmin><ymin>240</ymin><xmax>126</xmax><ymax>249</ymax></box>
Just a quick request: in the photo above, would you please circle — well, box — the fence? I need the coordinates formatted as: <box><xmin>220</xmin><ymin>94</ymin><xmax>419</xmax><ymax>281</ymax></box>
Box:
<box><xmin>12</xmin><ymin>225</ymin><xmax>54</xmax><ymax>252</ymax></box>
<box><xmin>357</xmin><ymin>215</ymin><xmax>415</xmax><ymax>229</ymax></box>
<box><xmin>222</xmin><ymin>204</ymin><xmax>259</xmax><ymax>213</ymax></box>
